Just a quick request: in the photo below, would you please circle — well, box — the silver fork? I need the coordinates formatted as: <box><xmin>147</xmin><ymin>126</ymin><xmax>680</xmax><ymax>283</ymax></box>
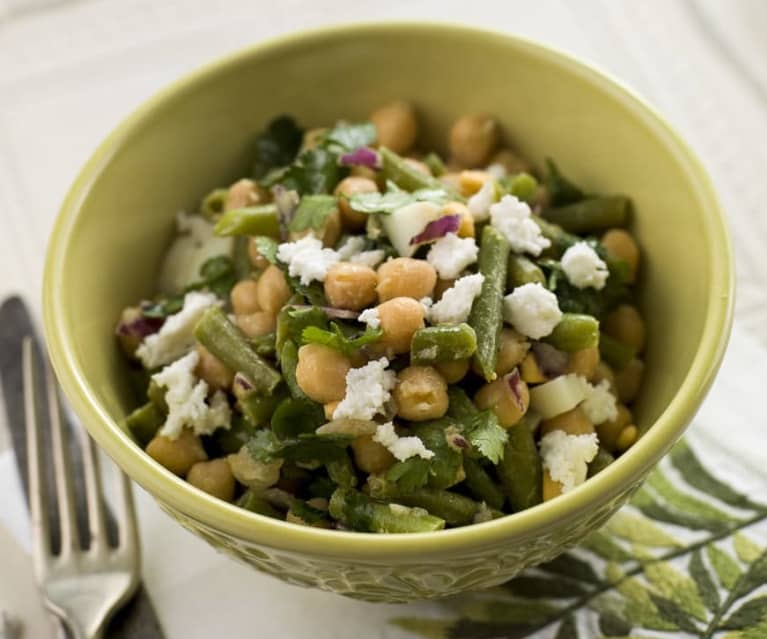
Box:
<box><xmin>22</xmin><ymin>338</ymin><xmax>140</xmax><ymax>639</ymax></box>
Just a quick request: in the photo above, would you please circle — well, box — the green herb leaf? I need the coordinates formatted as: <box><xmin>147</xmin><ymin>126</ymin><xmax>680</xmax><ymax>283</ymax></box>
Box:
<box><xmin>721</xmin><ymin>596</ymin><xmax>767</xmax><ymax>630</ymax></box>
<box><xmin>503</xmin><ymin>575</ymin><xmax>590</xmax><ymax>599</ymax></box>
<box><xmin>288</xmin><ymin>498</ymin><xmax>329</xmax><ymax>524</ymax></box>
<box><xmin>247</xmin><ymin>429</ymin><xmax>351</xmax><ymax>464</ymax></box>
<box><xmin>422</xmin><ymin>152</ymin><xmax>446</xmax><ymax>177</ymax></box>
<box><xmin>276</xmin><ymin>305</ymin><xmax>329</xmax><ymax>355</ymax></box>
<box><xmin>579</xmin><ymin>531</ymin><xmax>633</xmax><ymax>563</ymax></box>
<box><xmin>188</xmin><ymin>255</ymin><xmax>238</xmax><ymax>300</ymax></box>
<box><xmin>253</xmin><ymin>115</ymin><xmax>304</xmax><ymax>179</ymax></box>
<box><xmin>540</xmin><ymin>553</ymin><xmax>601</xmax><ymax>585</ymax></box>
<box><xmin>598</xmin><ymin>611</ymin><xmax>632</xmax><ymax>637</ymax></box>
<box><xmin>253</xmin><ymin>236</ymin><xmax>279</xmax><ymax>264</ymax></box>
<box><xmin>347</xmin><ymin>182</ymin><xmax>451</xmax><ymax>215</ymax></box>
<box><xmin>289</xmin><ymin>194</ymin><xmax>338</xmax><ymax>233</ymax></box>
<box><xmin>648</xmin><ymin>594</ymin><xmax>700</xmax><ymax>633</ymax></box>
<box><xmin>689</xmin><ymin>549</ymin><xmax>720</xmax><ymax>612</ymax></box>
<box><xmin>324</xmin><ymin>121</ymin><xmax>376</xmax><ymax>151</ymax></box>
<box><xmin>462</xmin><ymin>410</ymin><xmax>508</xmax><ymax>464</ymax></box>
<box><xmin>386</xmin><ymin>457</ymin><xmax>431</xmax><ymax>494</ymax></box>
<box><xmin>301</xmin><ymin>322</ymin><xmax>382</xmax><ymax>357</ymax></box>
<box><xmin>734</xmin><ymin>533</ymin><xmax>764</xmax><ymax>564</ymax></box>
<box><xmin>707</xmin><ymin>545</ymin><xmax>743</xmax><ymax>589</ymax></box>
<box><xmin>275</xmin><ymin>147</ymin><xmax>343</xmax><ymax>195</ymax></box>
<box><xmin>553</xmin><ymin>615</ymin><xmax>578</xmax><ymax>639</ymax></box>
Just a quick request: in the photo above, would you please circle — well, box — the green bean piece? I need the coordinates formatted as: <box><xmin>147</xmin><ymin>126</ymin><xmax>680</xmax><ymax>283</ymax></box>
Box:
<box><xmin>412</xmin><ymin>420</ymin><xmax>464</xmax><ymax>490</ymax></box>
<box><xmin>447</xmin><ymin>387</ymin><xmax>479</xmax><ymax>421</ymax></box>
<box><xmin>122</xmin><ymin>402</ymin><xmax>164</xmax><ymax>447</ymax></box>
<box><xmin>329</xmin><ymin>488</ymin><xmax>445</xmax><ymax>533</ymax></box>
<box><xmin>497</xmin><ymin>424</ymin><xmax>542</xmax><ymax>511</ymax></box>
<box><xmin>588</xmin><ymin>447</ymin><xmax>615</xmax><ymax>477</ymax></box>
<box><xmin>423</xmin><ymin>152</ymin><xmax>446</xmax><ymax>177</ymax></box>
<box><xmin>326</xmin><ymin>451</ymin><xmax>358</xmax><ymax>488</ymax></box>
<box><xmin>249</xmin><ymin>331</ymin><xmax>277</xmax><ymax>357</ymax></box>
<box><xmin>212</xmin><ymin>413</ymin><xmax>257</xmax><ymax>455</ymax></box>
<box><xmin>507</xmin><ymin>254</ymin><xmax>546</xmax><ymax>289</ymax></box>
<box><xmin>237</xmin><ymin>490</ymin><xmax>283</xmax><ymax>519</ymax></box>
<box><xmin>410</xmin><ymin>323</ymin><xmax>477</xmax><ymax>365</ymax></box>
<box><xmin>543</xmin><ymin>196</ymin><xmax>630</xmax><ymax>234</ymax></box>
<box><xmin>200</xmin><ymin>188</ymin><xmax>229</xmax><ymax>220</ymax></box>
<box><xmin>238</xmin><ymin>387</ymin><xmax>287</xmax><ymax>427</ymax></box>
<box><xmin>280</xmin><ymin>340</ymin><xmax>308</xmax><ymax>399</ymax></box>
<box><xmin>379</xmin><ymin>147</ymin><xmax>457</xmax><ymax>195</ymax></box>
<box><xmin>194</xmin><ymin>306</ymin><xmax>281</xmax><ymax>394</ymax></box>
<box><xmin>213</xmin><ymin>204</ymin><xmax>280</xmax><ymax>237</ymax></box>
<box><xmin>506</xmin><ymin>172</ymin><xmax>538</xmax><ymax>202</ymax></box>
<box><xmin>393</xmin><ymin>489</ymin><xmax>481</xmax><ymax>526</ymax></box>
<box><xmin>463</xmin><ymin>457</ymin><xmax>505</xmax><ymax>510</ymax></box>
<box><xmin>599</xmin><ymin>332</ymin><xmax>636</xmax><ymax>371</ymax></box>
<box><xmin>544</xmin><ymin>313</ymin><xmax>600</xmax><ymax>352</ymax></box>
<box><xmin>146</xmin><ymin>379</ymin><xmax>168</xmax><ymax>412</ymax></box>
<box><xmin>468</xmin><ymin>226</ymin><xmax>511</xmax><ymax>381</ymax></box>
<box><xmin>275</xmin><ymin>304</ymin><xmax>328</xmax><ymax>358</ymax></box>
<box><xmin>533</xmin><ymin>214</ymin><xmax>577</xmax><ymax>257</ymax></box>
<box><xmin>232</xmin><ymin>236</ymin><xmax>253</xmax><ymax>281</ymax></box>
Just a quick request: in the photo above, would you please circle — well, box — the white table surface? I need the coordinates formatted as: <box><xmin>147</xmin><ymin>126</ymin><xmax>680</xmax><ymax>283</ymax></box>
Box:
<box><xmin>1</xmin><ymin>1</ymin><xmax>766</xmax><ymax>637</ymax></box>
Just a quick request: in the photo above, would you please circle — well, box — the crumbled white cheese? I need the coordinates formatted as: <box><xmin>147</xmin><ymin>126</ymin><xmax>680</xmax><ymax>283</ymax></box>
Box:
<box><xmin>428</xmin><ymin>273</ymin><xmax>484</xmax><ymax>324</ymax></box>
<box><xmin>373</xmin><ymin>422</ymin><xmax>435</xmax><ymax>461</ymax></box>
<box><xmin>561</xmin><ymin>242</ymin><xmax>609</xmax><ymax>290</ymax></box>
<box><xmin>151</xmin><ymin>351</ymin><xmax>231</xmax><ymax>440</ymax></box>
<box><xmin>349</xmin><ymin>249</ymin><xmax>386</xmax><ymax>268</ymax></box>
<box><xmin>336</xmin><ymin>235</ymin><xmax>367</xmax><ymax>260</ymax></box>
<box><xmin>136</xmin><ymin>291</ymin><xmax>218</xmax><ymax>369</ymax></box>
<box><xmin>579</xmin><ymin>378</ymin><xmax>618</xmax><ymax>424</ymax></box>
<box><xmin>426</xmin><ymin>233</ymin><xmax>479</xmax><ymax>279</ymax></box>
<box><xmin>503</xmin><ymin>283</ymin><xmax>562</xmax><ymax>339</ymax></box>
<box><xmin>467</xmin><ymin>178</ymin><xmax>496</xmax><ymax>221</ymax></box>
<box><xmin>276</xmin><ymin>235</ymin><xmax>340</xmax><ymax>284</ymax></box>
<box><xmin>333</xmin><ymin>358</ymin><xmax>397</xmax><ymax>421</ymax></box>
<box><xmin>539</xmin><ymin>430</ymin><xmax>599</xmax><ymax>493</ymax></box>
<box><xmin>486</xmin><ymin>163</ymin><xmax>507</xmax><ymax>181</ymax></box>
<box><xmin>490</xmin><ymin>195</ymin><xmax>551</xmax><ymax>256</ymax></box>
<box><xmin>358</xmin><ymin>307</ymin><xmax>381</xmax><ymax>329</ymax></box>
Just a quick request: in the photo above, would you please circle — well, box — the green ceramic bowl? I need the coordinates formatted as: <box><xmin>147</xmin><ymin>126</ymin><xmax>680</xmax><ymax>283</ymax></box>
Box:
<box><xmin>43</xmin><ymin>23</ymin><xmax>733</xmax><ymax>603</ymax></box>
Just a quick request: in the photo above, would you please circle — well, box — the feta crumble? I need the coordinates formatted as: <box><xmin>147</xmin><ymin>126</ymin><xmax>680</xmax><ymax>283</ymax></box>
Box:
<box><xmin>428</xmin><ymin>273</ymin><xmax>484</xmax><ymax>324</ymax></box>
<box><xmin>579</xmin><ymin>378</ymin><xmax>618</xmax><ymax>424</ymax></box>
<box><xmin>486</xmin><ymin>163</ymin><xmax>507</xmax><ymax>180</ymax></box>
<box><xmin>349</xmin><ymin>249</ymin><xmax>386</xmax><ymax>268</ymax></box>
<box><xmin>151</xmin><ymin>351</ymin><xmax>231</xmax><ymax>440</ymax></box>
<box><xmin>561</xmin><ymin>241</ymin><xmax>609</xmax><ymax>290</ymax></box>
<box><xmin>336</xmin><ymin>235</ymin><xmax>367</xmax><ymax>260</ymax></box>
<box><xmin>373</xmin><ymin>422</ymin><xmax>435</xmax><ymax>461</ymax></box>
<box><xmin>333</xmin><ymin>358</ymin><xmax>397</xmax><ymax>421</ymax></box>
<box><xmin>489</xmin><ymin>195</ymin><xmax>551</xmax><ymax>256</ymax></box>
<box><xmin>136</xmin><ymin>291</ymin><xmax>218</xmax><ymax>369</ymax></box>
<box><xmin>539</xmin><ymin>430</ymin><xmax>599</xmax><ymax>493</ymax></box>
<box><xmin>358</xmin><ymin>307</ymin><xmax>381</xmax><ymax>329</ymax></box>
<box><xmin>503</xmin><ymin>283</ymin><xmax>562</xmax><ymax>339</ymax></box>
<box><xmin>276</xmin><ymin>235</ymin><xmax>340</xmax><ymax>284</ymax></box>
<box><xmin>467</xmin><ymin>178</ymin><xmax>496</xmax><ymax>221</ymax></box>
<box><xmin>426</xmin><ymin>233</ymin><xmax>479</xmax><ymax>279</ymax></box>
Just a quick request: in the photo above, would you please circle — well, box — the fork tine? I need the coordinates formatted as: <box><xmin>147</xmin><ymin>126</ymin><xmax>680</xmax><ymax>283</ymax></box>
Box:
<box><xmin>116</xmin><ymin>471</ymin><xmax>139</xmax><ymax>558</ymax></box>
<box><xmin>22</xmin><ymin>337</ymin><xmax>51</xmax><ymax>571</ymax></box>
<box><xmin>79</xmin><ymin>428</ymin><xmax>108</xmax><ymax>553</ymax></box>
<box><xmin>45</xmin><ymin>361</ymin><xmax>80</xmax><ymax>555</ymax></box>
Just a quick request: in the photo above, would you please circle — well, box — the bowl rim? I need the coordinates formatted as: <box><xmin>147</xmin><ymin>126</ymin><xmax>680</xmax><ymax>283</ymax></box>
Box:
<box><xmin>43</xmin><ymin>21</ymin><xmax>734</xmax><ymax>560</ymax></box>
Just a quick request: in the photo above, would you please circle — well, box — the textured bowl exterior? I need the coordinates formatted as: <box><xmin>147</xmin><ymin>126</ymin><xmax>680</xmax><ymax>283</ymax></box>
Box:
<box><xmin>43</xmin><ymin>23</ymin><xmax>734</xmax><ymax>602</ymax></box>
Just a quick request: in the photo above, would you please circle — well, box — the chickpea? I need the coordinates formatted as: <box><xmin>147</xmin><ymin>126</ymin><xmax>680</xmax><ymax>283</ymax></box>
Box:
<box><xmin>567</xmin><ymin>347</ymin><xmax>600</xmax><ymax>379</ymax></box>
<box><xmin>615</xmin><ymin>357</ymin><xmax>644</xmax><ymax>404</ymax></box>
<box><xmin>403</xmin><ymin>157</ymin><xmax>432</xmax><ymax>176</ymax></box>
<box><xmin>195</xmin><ymin>344</ymin><xmax>233</xmax><ymax>391</ymax></box>
<box><xmin>458</xmin><ymin>170</ymin><xmax>491</xmax><ymax>196</ymax></box>
<box><xmin>592</xmin><ymin>361</ymin><xmax>617</xmax><ymax>393</ymax></box>
<box><xmin>247</xmin><ymin>237</ymin><xmax>270</xmax><ymax>270</ymax></box>
<box><xmin>324</xmin><ymin>263</ymin><xmax>378</xmax><ymax>311</ymax></box>
<box><xmin>449</xmin><ymin>114</ymin><xmax>499</xmax><ymax>167</ymax></box>
<box><xmin>394</xmin><ymin>366</ymin><xmax>449</xmax><ymax>422</ymax></box>
<box><xmin>474</xmin><ymin>373</ymin><xmax>530</xmax><ymax>427</ymax></box>
<box><xmin>187</xmin><ymin>458</ymin><xmax>236</xmax><ymax>501</ymax></box>
<box><xmin>146</xmin><ymin>429</ymin><xmax>207</xmax><ymax>476</ymax></box>
<box><xmin>370</xmin><ymin>100</ymin><xmax>418</xmax><ymax>154</ymax></box>
<box><xmin>236</xmin><ymin>311</ymin><xmax>276</xmax><ymax>338</ymax></box>
<box><xmin>596</xmin><ymin>404</ymin><xmax>633</xmax><ymax>452</ymax></box>
<box><xmin>375</xmin><ymin>297</ymin><xmax>425</xmax><ymax>355</ymax></box>
<box><xmin>616</xmin><ymin>425</ymin><xmax>639</xmax><ymax>452</ymax></box>
<box><xmin>228</xmin><ymin>446</ymin><xmax>282</xmax><ymax>491</ymax></box>
<box><xmin>490</xmin><ymin>148</ymin><xmax>530</xmax><ymax>175</ymax></box>
<box><xmin>435</xmin><ymin>358</ymin><xmax>470</xmax><ymax>384</ymax></box>
<box><xmin>602</xmin><ymin>229</ymin><xmax>640</xmax><ymax>283</ymax></box>
<box><xmin>520</xmin><ymin>352</ymin><xmax>546</xmax><ymax>384</ymax></box>
<box><xmin>230</xmin><ymin>279</ymin><xmax>261</xmax><ymax>316</ymax></box>
<box><xmin>540</xmin><ymin>407</ymin><xmax>594</xmax><ymax>436</ymax></box>
<box><xmin>604</xmin><ymin>305</ymin><xmax>646</xmax><ymax>353</ymax></box>
<box><xmin>225</xmin><ymin>178</ymin><xmax>266</xmax><ymax>211</ymax></box>
<box><xmin>442</xmin><ymin>201</ymin><xmax>474</xmax><ymax>238</ymax></box>
<box><xmin>256</xmin><ymin>264</ymin><xmax>291</xmax><ymax>314</ymax></box>
<box><xmin>295</xmin><ymin>344</ymin><xmax>351</xmax><ymax>403</ymax></box>
<box><xmin>334</xmin><ymin>176</ymin><xmax>378</xmax><ymax>230</ymax></box>
<box><xmin>349</xmin><ymin>165</ymin><xmax>378</xmax><ymax>180</ymax></box>
<box><xmin>323</xmin><ymin>401</ymin><xmax>340</xmax><ymax>421</ymax></box>
<box><xmin>377</xmin><ymin>257</ymin><xmax>437</xmax><ymax>301</ymax></box>
<box><xmin>351</xmin><ymin>435</ymin><xmax>396</xmax><ymax>474</ymax></box>
<box><xmin>495</xmin><ymin>329</ymin><xmax>531</xmax><ymax>377</ymax></box>
<box><xmin>433</xmin><ymin>277</ymin><xmax>456</xmax><ymax>301</ymax></box>
<box><xmin>542</xmin><ymin>469</ymin><xmax>563</xmax><ymax>501</ymax></box>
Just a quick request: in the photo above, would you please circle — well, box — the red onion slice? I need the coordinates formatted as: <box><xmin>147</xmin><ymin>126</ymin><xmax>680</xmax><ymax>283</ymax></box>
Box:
<box><xmin>531</xmin><ymin>342</ymin><xmax>569</xmax><ymax>378</ymax></box>
<box><xmin>339</xmin><ymin>147</ymin><xmax>380</xmax><ymax>169</ymax></box>
<box><xmin>409</xmin><ymin>215</ymin><xmax>461</xmax><ymax>246</ymax></box>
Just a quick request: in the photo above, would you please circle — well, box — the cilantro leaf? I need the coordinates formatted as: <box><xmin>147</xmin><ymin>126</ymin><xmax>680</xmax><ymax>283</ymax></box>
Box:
<box><xmin>271</xmin><ymin>397</ymin><xmax>325</xmax><ymax>440</ymax></box>
<box><xmin>324</xmin><ymin>122</ymin><xmax>376</xmax><ymax>152</ymax></box>
<box><xmin>253</xmin><ymin>236</ymin><xmax>279</xmax><ymax>264</ymax></box>
<box><xmin>274</xmin><ymin>147</ymin><xmax>343</xmax><ymax>195</ymax></box>
<box><xmin>301</xmin><ymin>322</ymin><xmax>382</xmax><ymax>357</ymax></box>
<box><xmin>247</xmin><ymin>429</ymin><xmax>351</xmax><ymax>464</ymax></box>
<box><xmin>463</xmin><ymin>411</ymin><xmax>508</xmax><ymax>464</ymax></box>
<box><xmin>346</xmin><ymin>182</ymin><xmax>451</xmax><ymax>215</ymax></box>
<box><xmin>185</xmin><ymin>255</ymin><xmax>237</xmax><ymax>300</ymax></box>
<box><xmin>253</xmin><ymin>116</ymin><xmax>304</xmax><ymax>179</ymax></box>
<box><xmin>386</xmin><ymin>457</ymin><xmax>431</xmax><ymax>494</ymax></box>
<box><xmin>289</xmin><ymin>194</ymin><xmax>338</xmax><ymax>233</ymax></box>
